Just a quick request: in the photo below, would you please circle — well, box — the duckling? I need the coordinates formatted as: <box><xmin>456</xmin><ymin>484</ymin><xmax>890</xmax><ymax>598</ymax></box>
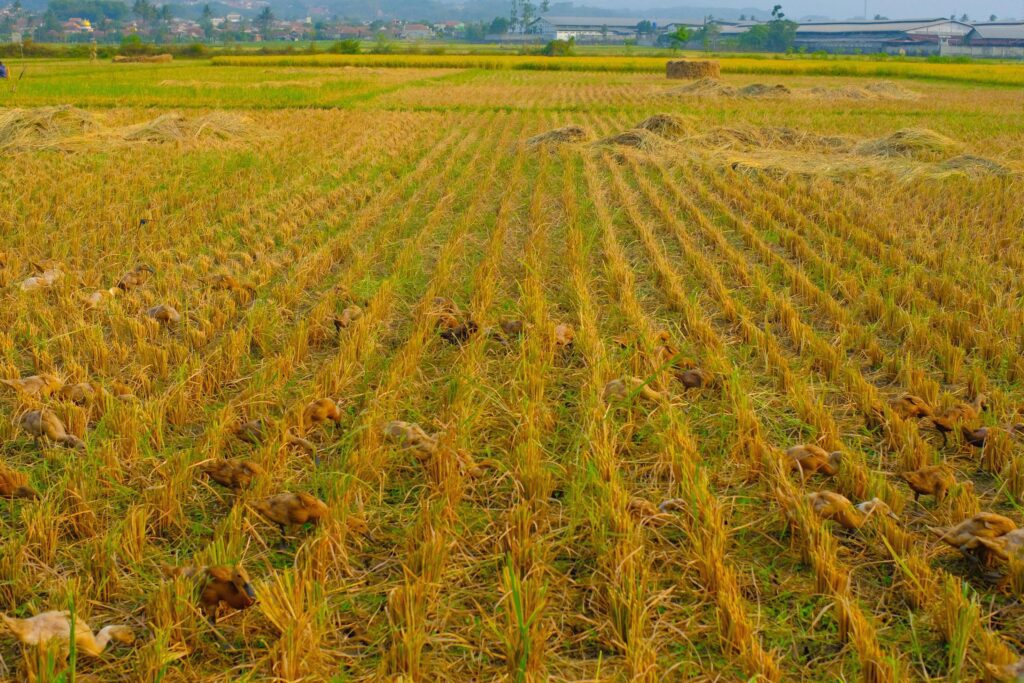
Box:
<box><xmin>430</xmin><ymin>297</ymin><xmax>462</xmax><ymax>321</ymax></box>
<box><xmin>116</xmin><ymin>264</ymin><xmax>154</xmax><ymax>291</ymax></box>
<box><xmin>333</xmin><ymin>305</ymin><xmax>363</xmax><ymax>332</ymax></box>
<box><xmin>1</xmin><ymin>610</ymin><xmax>134</xmax><ymax>658</ymax></box>
<box><xmin>499</xmin><ymin>319</ymin><xmax>525</xmax><ymax>338</ymax></box>
<box><xmin>82</xmin><ymin>287</ymin><xmax>120</xmax><ymax>309</ymax></box>
<box><xmin>888</xmin><ymin>393</ymin><xmax>932</xmax><ymax>420</ymax></box>
<box><xmin>0</xmin><ymin>469</ymin><xmax>39</xmax><ymax>500</ymax></box>
<box><xmin>961</xmin><ymin>425</ymin><xmax>989</xmax><ymax>449</ymax></box>
<box><xmin>975</xmin><ymin>529</ymin><xmax>1024</xmax><ymax>562</ymax></box>
<box><xmin>930</xmin><ymin>394</ymin><xmax>989</xmax><ymax>447</ymax></box>
<box><xmin>929</xmin><ymin>512</ymin><xmax>1017</xmax><ymax>563</ymax></box>
<box><xmin>898</xmin><ymin>465</ymin><xmax>955</xmax><ymax>503</ymax></box>
<box><xmin>658</xmin><ymin>498</ymin><xmax>687</xmax><ymax>513</ymax></box>
<box><xmin>20</xmin><ymin>268</ymin><xmax>62</xmax><ymax>292</ymax></box>
<box><xmin>201</xmin><ymin>459</ymin><xmax>263</xmax><ymax>490</ymax></box>
<box><xmin>627</xmin><ymin>497</ymin><xmax>673</xmax><ymax>526</ymax></box>
<box><xmin>146</xmin><ymin>304</ymin><xmax>181</xmax><ymax>325</ymax></box>
<box><xmin>252</xmin><ymin>492</ymin><xmax>329</xmax><ymax>547</ymax></box>
<box><xmin>652</xmin><ymin>329</ymin><xmax>690</xmax><ymax>368</ymax></box>
<box><xmin>806</xmin><ymin>491</ymin><xmax>865</xmax><ymax>530</ymax></box>
<box><xmin>553</xmin><ymin>323</ymin><xmax>575</xmax><ymax>348</ymax></box>
<box><xmin>19</xmin><ymin>409</ymin><xmax>85</xmax><ymax>450</ymax></box>
<box><xmin>1</xmin><ymin>373</ymin><xmax>63</xmax><ymax>398</ymax></box>
<box><xmin>383</xmin><ymin>420</ymin><xmax>438</xmax><ymax>460</ymax></box>
<box><xmin>985</xmin><ymin>658</ymin><xmax>1024</xmax><ymax>682</ymax></box>
<box><xmin>231</xmin><ymin>418</ymin><xmax>265</xmax><ymax>445</ymax></box>
<box><xmin>209</xmin><ymin>274</ymin><xmax>255</xmax><ymax>298</ymax></box>
<box><xmin>162</xmin><ymin>564</ymin><xmax>257</xmax><ymax>623</ymax></box>
<box><xmin>854</xmin><ymin>497</ymin><xmax>899</xmax><ymax>521</ymax></box>
<box><xmin>302</xmin><ymin>398</ymin><xmax>342</xmax><ymax>429</ymax></box>
<box><xmin>58</xmin><ymin>381</ymin><xmax>101</xmax><ymax>406</ymax></box>
<box><xmin>602</xmin><ymin>377</ymin><xmax>664</xmax><ymax>404</ymax></box>
<box><xmin>786</xmin><ymin>445</ymin><xmax>842</xmax><ymax>480</ymax></box>
<box><xmin>440</xmin><ymin>320</ymin><xmax>479</xmax><ymax>345</ymax></box>
<box><xmin>676</xmin><ymin>367</ymin><xmax>716</xmax><ymax>391</ymax></box>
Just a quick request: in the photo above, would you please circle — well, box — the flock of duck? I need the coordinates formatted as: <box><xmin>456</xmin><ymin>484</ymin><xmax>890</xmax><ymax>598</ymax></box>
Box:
<box><xmin>3</xmin><ymin>261</ymin><xmax>1023</xmax><ymax>674</ymax></box>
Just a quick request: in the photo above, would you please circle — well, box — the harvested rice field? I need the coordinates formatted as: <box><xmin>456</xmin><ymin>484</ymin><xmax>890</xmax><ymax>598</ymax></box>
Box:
<box><xmin>2</xmin><ymin>58</ymin><xmax>1024</xmax><ymax>681</ymax></box>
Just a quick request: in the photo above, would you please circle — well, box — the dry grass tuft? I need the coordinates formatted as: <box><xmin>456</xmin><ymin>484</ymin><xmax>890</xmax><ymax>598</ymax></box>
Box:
<box><xmin>854</xmin><ymin>128</ymin><xmax>961</xmax><ymax>160</ymax></box>
<box><xmin>634</xmin><ymin>113</ymin><xmax>689</xmax><ymax>138</ymax></box>
<box><xmin>0</xmin><ymin>106</ymin><xmax>252</xmax><ymax>152</ymax></box>
<box><xmin>524</xmin><ymin>125</ymin><xmax>592</xmax><ymax>148</ymax></box>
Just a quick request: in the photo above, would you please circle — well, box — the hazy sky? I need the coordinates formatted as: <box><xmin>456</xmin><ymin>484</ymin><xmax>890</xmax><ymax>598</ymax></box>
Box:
<box><xmin>585</xmin><ymin>0</ymin><xmax>1023</xmax><ymax>19</ymax></box>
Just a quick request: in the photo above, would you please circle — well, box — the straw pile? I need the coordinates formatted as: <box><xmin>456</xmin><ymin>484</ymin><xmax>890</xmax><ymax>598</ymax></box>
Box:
<box><xmin>0</xmin><ymin>106</ymin><xmax>101</xmax><ymax>150</ymax></box>
<box><xmin>593</xmin><ymin>129</ymin><xmax>665</xmax><ymax>152</ymax></box>
<box><xmin>854</xmin><ymin>128</ymin><xmax>960</xmax><ymax>160</ymax></box>
<box><xmin>666</xmin><ymin>79</ymin><xmax>790</xmax><ymax>98</ymax></box>
<box><xmin>934</xmin><ymin>154</ymin><xmax>1010</xmax><ymax>177</ymax></box>
<box><xmin>0</xmin><ymin>106</ymin><xmax>252</xmax><ymax>153</ymax></box>
<box><xmin>666</xmin><ymin>60</ymin><xmax>720</xmax><ymax>80</ymax></box>
<box><xmin>113</xmin><ymin>54</ymin><xmax>173</xmax><ymax>63</ymax></box>
<box><xmin>635</xmin><ymin>113</ymin><xmax>688</xmax><ymax>138</ymax></box>
<box><xmin>524</xmin><ymin>125</ymin><xmax>592</xmax><ymax>148</ymax></box>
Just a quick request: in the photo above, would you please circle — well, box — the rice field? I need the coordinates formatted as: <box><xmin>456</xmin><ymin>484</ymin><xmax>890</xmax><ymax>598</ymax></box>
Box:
<box><xmin>2</xmin><ymin>58</ymin><xmax>1024</xmax><ymax>681</ymax></box>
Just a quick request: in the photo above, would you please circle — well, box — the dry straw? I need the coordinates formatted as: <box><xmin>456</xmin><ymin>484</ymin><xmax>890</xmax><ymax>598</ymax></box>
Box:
<box><xmin>666</xmin><ymin>59</ymin><xmax>721</xmax><ymax>79</ymax></box>
<box><xmin>0</xmin><ymin>106</ymin><xmax>252</xmax><ymax>153</ymax></box>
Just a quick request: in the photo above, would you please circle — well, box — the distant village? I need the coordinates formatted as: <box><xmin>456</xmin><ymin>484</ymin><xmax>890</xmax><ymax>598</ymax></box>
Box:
<box><xmin>1</xmin><ymin>0</ymin><xmax>1022</xmax><ymax>59</ymax></box>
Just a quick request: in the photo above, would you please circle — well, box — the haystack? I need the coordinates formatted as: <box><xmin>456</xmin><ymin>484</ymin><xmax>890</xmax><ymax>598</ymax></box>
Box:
<box><xmin>635</xmin><ymin>114</ymin><xmax>688</xmax><ymax>138</ymax></box>
<box><xmin>112</xmin><ymin>54</ymin><xmax>173</xmax><ymax>63</ymax></box>
<box><xmin>934</xmin><ymin>154</ymin><xmax>1010</xmax><ymax>177</ymax></box>
<box><xmin>855</xmin><ymin>128</ymin><xmax>960</xmax><ymax>160</ymax></box>
<box><xmin>119</xmin><ymin>112</ymin><xmax>250</xmax><ymax>142</ymax></box>
<box><xmin>737</xmin><ymin>83</ymin><xmax>791</xmax><ymax>97</ymax></box>
<box><xmin>594</xmin><ymin>129</ymin><xmax>665</xmax><ymax>152</ymax></box>
<box><xmin>666</xmin><ymin>77</ymin><xmax>736</xmax><ymax>97</ymax></box>
<box><xmin>0</xmin><ymin>106</ymin><xmax>100</xmax><ymax>151</ymax></box>
<box><xmin>524</xmin><ymin>125</ymin><xmax>591</xmax><ymax>148</ymax></box>
<box><xmin>666</xmin><ymin>60</ymin><xmax>720</xmax><ymax>80</ymax></box>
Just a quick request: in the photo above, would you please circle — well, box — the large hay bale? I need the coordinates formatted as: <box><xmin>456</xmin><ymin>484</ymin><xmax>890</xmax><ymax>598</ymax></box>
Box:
<box><xmin>635</xmin><ymin>114</ymin><xmax>688</xmax><ymax>139</ymax></box>
<box><xmin>112</xmin><ymin>54</ymin><xmax>173</xmax><ymax>63</ymax></box>
<box><xmin>666</xmin><ymin>60</ymin><xmax>720</xmax><ymax>80</ymax></box>
<box><xmin>524</xmin><ymin>125</ymin><xmax>591</xmax><ymax>148</ymax></box>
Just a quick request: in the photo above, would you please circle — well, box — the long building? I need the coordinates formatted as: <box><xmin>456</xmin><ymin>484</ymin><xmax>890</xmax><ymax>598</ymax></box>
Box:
<box><xmin>791</xmin><ymin>18</ymin><xmax>973</xmax><ymax>55</ymax></box>
<box><xmin>532</xmin><ymin>16</ymin><xmax>704</xmax><ymax>44</ymax></box>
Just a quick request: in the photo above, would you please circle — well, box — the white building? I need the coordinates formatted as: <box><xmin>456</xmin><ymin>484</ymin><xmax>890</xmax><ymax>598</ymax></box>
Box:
<box><xmin>533</xmin><ymin>16</ymin><xmax>700</xmax><ymax>43</ymax></box>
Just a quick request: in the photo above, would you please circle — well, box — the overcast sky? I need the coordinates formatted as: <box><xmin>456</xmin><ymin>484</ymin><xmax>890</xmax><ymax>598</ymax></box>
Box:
<box><xmin>585</xmin><ymin>0</ymin><xmax>1023</xmax><ymax>19</ymax></box>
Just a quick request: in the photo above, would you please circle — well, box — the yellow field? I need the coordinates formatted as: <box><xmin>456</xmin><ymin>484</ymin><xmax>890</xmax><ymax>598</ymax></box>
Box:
<box><xmin>1</xmin><ymin>59</ymin><xmax>1024</xmax><ymax>681</ymax></box>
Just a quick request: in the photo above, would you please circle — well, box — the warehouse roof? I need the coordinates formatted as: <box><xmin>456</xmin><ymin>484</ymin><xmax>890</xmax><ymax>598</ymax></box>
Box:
<box><xmin>969</xmin><ymin>22</ymin><xmax>1024</xmax><ymax>39</ymax></box>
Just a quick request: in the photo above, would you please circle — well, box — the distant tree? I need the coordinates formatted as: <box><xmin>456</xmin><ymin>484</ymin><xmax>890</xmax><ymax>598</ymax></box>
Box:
<box><xmin>990</xmin><ymin>14</ymin><xmax>997</xmax><ymax>21</ymax></box>
<box><xmin>739</xmin><ymin>5</ymin><xmax>795</xmax><ymax>52</ymax></box>
<box><xmin>521</xmin><ymin>0</ymin><xmax>536</xmax><ymax>31</ymax></box>
<box><xmin>739</xmin><ymin>13</ymin><xmax>746</xmax><ymax>20</ymax></box>
<box><xmin>668</xmin><ymin>24</ymin><xmax>691</xmax><ymax>48</ymax></box>
<box><xmin>256</xmin><ymin>5</ymin><xmax>273</xmax><ymax>36</ymax></box>
<box><xmin>329</xmin><ymin>38</ymin><xmax>360</xmax><ymax>52</ymax></box>
<box><xmin>636</xmin><ymin>19</ymin><xmax>653</xmax><ymax>36</ymax></box>
<box><xmin>540</xmin><ymin>36</ymin><xmax>573</xmax><ymax>55</ymax></box>
<box><xmin>488</xmin><ymin>16</ymin><xmax>509</xmax><ymax>34</ymax></box>
<box><xmin>600</xmin><ymin>23</ymin><xmax>607</xmax><ymax>41</ymax></box>
<box><xmin>700</xmin><ymin>21</ymin><xmax>720</xmax><ymax>51</ymax></box>
<box><xmin>540</xmin><ymin>0</ymin><xmax>549</xmax><ymax>12</ymax></box>
<box><xmin>873</xmin><ymin>14</ymin><xmax>889</xmax><ymax>20</ymax></box>
<box><xmin>463</xmin><ymin>21</ymin><xmax>485</xmax><ymax>41</ymax></box>
<box><xmin>369</xmin><ymin>19</ymin><xmax>384</xmax><ymax>31</ymax></box>
<box><xmin>159</xmin><ymin>4</ymin><xmax>171</xmax><ymax>22</ymax></box>
<box><xmin>771</xmin><ymin>4</ymin><xmax>784</xmax><ymax>20</ymax></box>
<box><xmin>509</xmin><ymin>0</ymin><xmax>518</xmax><ymax>32</ymax></box>
<box><xmin>960</xmin><ymin>13</ymin><xmax>969</xmax><ymax>21</ymax></box>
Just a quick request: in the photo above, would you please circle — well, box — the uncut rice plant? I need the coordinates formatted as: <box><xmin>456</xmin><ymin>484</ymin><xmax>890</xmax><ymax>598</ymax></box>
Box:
<box><xmin>1</xmin><ymin>58</ymin><xmax>1024</xmax><ymax>681</ymax></box>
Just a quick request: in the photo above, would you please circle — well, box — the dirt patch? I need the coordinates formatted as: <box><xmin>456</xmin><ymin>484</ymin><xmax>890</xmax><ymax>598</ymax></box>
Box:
<box><xmin>0</xmin><ymin>106</ymin><xmax>252</xmax><ymax>153</ymax></box>
<box><xmin>524</xmin><ymin>125</ymin><xmax>592</xmax><ymax>148</ymax></box>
